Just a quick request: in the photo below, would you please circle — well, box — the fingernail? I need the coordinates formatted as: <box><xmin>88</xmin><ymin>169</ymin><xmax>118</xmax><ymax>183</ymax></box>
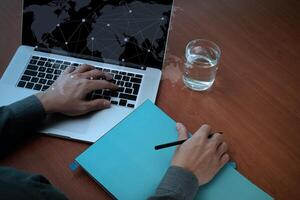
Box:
<box><xmin>104</xmin><ymin>100</ymin><xmax>111</xmax><ymax>107</ymax></box>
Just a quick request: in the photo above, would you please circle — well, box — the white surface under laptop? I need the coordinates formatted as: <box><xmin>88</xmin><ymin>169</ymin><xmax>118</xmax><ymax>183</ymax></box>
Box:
<box><xmin>0</xmin><ymin>82</ymin><xmax>146</xmax><ymax>143</ymax></box>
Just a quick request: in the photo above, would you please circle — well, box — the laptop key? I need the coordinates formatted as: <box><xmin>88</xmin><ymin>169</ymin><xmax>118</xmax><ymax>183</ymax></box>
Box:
<box><xmin>110</xmin><ymin>91</ymin><xmax>119</xmax><ymax>97</ymax></box>
<box><xmin>63</xmin><ymin>61</ymin><xmax>71</xmax><ymax>65</ymax></box>
<box><xmin>34</xmin><ymin>84</ymin><xmax>42</xmax><ymax>91</ymax></box>
<box><xmin>45</xmin><ymin>62</ymin><xmax>52</xmax><ymax>67</ymax></box>
<box><xmin>124</xmin><ymin>82</ymin><xmax>132</xmax><ymax>87</ymax></box>
<box><xmin>17</xmin><ymin>81</ymin><xmax>26</xmax><ymax>88</ymax></box>
<box><xmin>39</xmin><ymin>57</ymin><xmax>47</xmax><ymax>61</ymax></box>
<box><xmin>103</xmin><ymin>90</ymin><xmax>111</xmax><ymax>96</ymax></box>
<box><xmin>42</xmin><ymin>85</ymin><xmax>49</xmax><ymax>91</ymax></box>
<box><xmin>118</xmin><ymin>87</ymin><xmax>125</xmax><ymax>92</ymax></box>
<box><xmin>47</xmin><ymin>80</ymin><xmax>54</xmax><ymax>85</ymax></box>
<box><xmin>46</xmin><ymin>74</ymin><xmax>53</xmax><ymax>79</ymax></box>
<box><xmin>119</xmin><ymin>99</ymin><xmax>127</xmax><ymax>106</ymax></box>
<box><xmin>114</xmin><ymin>75</ymin><xmax>122</xmax><ymax>80</ymax></box>
<box><xmin>53</xmin><ymin>64</ymin><xmax>60</xmax><ymax>69</ymax></box>
<box><xmin>53</xmin><ymin>75</ymin><xmax>59</xmax><ymax>80</ymax></box>
<box><xmin>94</xmin><ymin>90</ymin><xmax>103</xmax><ymax>95</ymax></box>
<box><xmin>60</xmin><ymin>65</ymin><xmax>67</xmax><ymax>70</ymax></box>
<box><xmin>111</xmin><ymin>100</ymin><xmax>118</xmax><ymax>105</ymax></box>
<box><xmin>122</xmin><ymin>76</ymin><xmax>129</xmax><ymax>81</ymax></box>
<box><xmin>37</xmin><ymin>61</ymin><xmax>45</xmax><ymax>66</ymax></box>
<box><xmin>25</xmin><ymin>82</ymin><xmax>34</xmax><ymax>89</ymax></box>
<box><xmin>131</xmin><ymin>77</ymin><xmax>142</xmax><ymax>83</ymax></box>
<box><xmin>31</xmin><ymin>77</ymin><xmax>39</xmax><ymax>83</ymax></box>
<box><xmin>38</xmin><ymin>72</ymin><xmax>46</xmax><ymax>78</ymax></box>
<box><xmin>39</xmin><ymin>79</ymin><xmax>47</xmax><ymax>84</ymax></box>
<box><xmin>119</xmin><ymin>93</ymin><xmax>137</xmax><ymax>101</ymax></box>
<box><xmin>54</xmin><ymin>69</ymin><xmax>62</xmax><ymax>75</ymax></box>
<box><xmin>127</xmin><ymin>73</ymin><xmax>134</xmax><ymax>77</ymax></box>
<box><xmin>27</xmin><ymin>65</ymin><xmax>38</xmax><ymax>71</ymax></box>
<box><xmin>55</xmin><ymin>60</ymin><xmax>63</xmax><ymax>64</ymax></box>
<box><xmin>32</xmin><ymin>56</ymin><xmax>39</xmax><ymax>59</ymax></box>
<box><xmin>125</xmin><ymin>88</ymin><xmax>132</xmax><ymax>94</ymax></box>
<box><xmin>127</xmin><ymin>104</ymin><xmax>134</xmax><ymax>108</ymax></box>
<box><xmin>135</xmin><ymin>74</ymin><xmax>143</xmax><ymax>78</ymax></box>
<box><xmin>38</xmin><ymin>67</ymin><xmax>46</xmax><ymax>72</ymax></box>
<box><xmin>29</xmin><ymin>59</ymin><xmax>37</xmax><ymax>65</ymax></box>
<box><xmin>46</xmin><ymin>68</ymin><xmax>54</xmax><ymax>73</ymax></box>
<box><xmin>21</xmin><ymin>75</ymin><xmax>31</xmax><ymax>81</ymax></box>
<box><xmin>24</xmin><ymin>70</ymin><xmax>38</xmax><ymax>76</ymax></box>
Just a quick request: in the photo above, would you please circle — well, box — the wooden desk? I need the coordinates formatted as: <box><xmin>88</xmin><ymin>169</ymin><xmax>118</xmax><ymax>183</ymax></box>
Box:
<box><xmin>0</xmin><ymin>0</ymin><xmax>299</xmax><ymax>199</ymax></box>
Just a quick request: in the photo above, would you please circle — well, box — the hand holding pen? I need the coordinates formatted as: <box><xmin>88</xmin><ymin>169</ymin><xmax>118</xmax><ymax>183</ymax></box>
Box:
<box><xmin>161</xmin><ymin>123</ymin><xmax>230</xmax><ymax>186</ymax></box>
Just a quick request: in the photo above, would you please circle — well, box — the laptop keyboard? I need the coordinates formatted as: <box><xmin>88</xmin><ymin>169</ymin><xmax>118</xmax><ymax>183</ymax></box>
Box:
<box><xmin>16</xmin><ymin>56</ymin><xmax>143</xmax><ymax>108</ymax></box>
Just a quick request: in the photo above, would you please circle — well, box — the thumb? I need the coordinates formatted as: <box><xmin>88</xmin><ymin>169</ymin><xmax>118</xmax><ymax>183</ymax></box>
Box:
<box><xmin>176</xmin><ymin>123</ymin><xmax>189</xmax><ymax>141</ymax></box>
<box><xmin>85</xmin><ymin>99</ymin><xmax>111</xmax><ymax>113</ymax></box>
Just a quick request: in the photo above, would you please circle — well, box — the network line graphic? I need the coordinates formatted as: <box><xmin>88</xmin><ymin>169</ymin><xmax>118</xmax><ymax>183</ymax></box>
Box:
<box><xmin>23</xmin><ymin>0</ymin><xmax>172</xmax><ymax>69</ymax></box>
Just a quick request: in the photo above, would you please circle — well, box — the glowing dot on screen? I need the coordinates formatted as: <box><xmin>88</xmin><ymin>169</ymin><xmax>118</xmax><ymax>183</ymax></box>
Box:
<box><xmin>107</xmin><ymin>23</ymin><xmax>110</xmax><ymax>27</ymax></box>
<box><xmin>65</xmin><ymin>42</ymin><xmax>68</xmax><ymax>45</ymax></box>
<box><xmin>124</xmin><ymin>38</ymin><xmax>129</xmax><ymax>42</ymax></box>
<box><xmin>57</xmin><ymin>24</ymin><xmax>60</xmax><ymax>27</ymax></box>
<box><xmin>91</xmin><ymin>37</ymin><xmax>95</xmax><ymax>40</ymax></box>
<box><xmin>161</xmin><ymin>17</ymin><xmax>165</xmax><ymax>20</ymax></box>
<box><xmin>35</xmin><ymin>46</ymin><xmax>38</xmax><ymax>48</ymax></box>
<box><xmin>122</xmin><ymin>59</ymin><xmax>125</xmax><ymax>62</ymax></box>
<box><xmin>147</xmin><ymin>49</ymin><xmax>151</xmax><ymax>52</ymax></box>
<box><xmin>82</xmin><ymin>18</ymin><xmax>86</xmax><ymax>22</ymax></box>
<box><xmin>129</xmin><ymin>10</ymin><xmax>132</xmax><ymax>13</ymax></box>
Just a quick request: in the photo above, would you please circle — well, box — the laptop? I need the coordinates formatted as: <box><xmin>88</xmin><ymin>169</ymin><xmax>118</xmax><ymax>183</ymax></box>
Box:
<box><xmin>0</xmin><ymin>0</ymin><xmax>174</xmax><ymax>142</ymax></box>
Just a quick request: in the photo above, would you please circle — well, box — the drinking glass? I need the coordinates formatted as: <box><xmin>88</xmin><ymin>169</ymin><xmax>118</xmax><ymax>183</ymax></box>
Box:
<box><xmin>183</xmin><ymin>39</ymin><xmax>221</xmax><ymax>91</ymax></box>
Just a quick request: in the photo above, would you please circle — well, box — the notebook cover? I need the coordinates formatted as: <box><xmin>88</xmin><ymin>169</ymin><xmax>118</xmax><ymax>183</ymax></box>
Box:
<box><xmin>75</xmin><ymin>100</ymin><xmax>273</xmax><ymax>200</ymax></box>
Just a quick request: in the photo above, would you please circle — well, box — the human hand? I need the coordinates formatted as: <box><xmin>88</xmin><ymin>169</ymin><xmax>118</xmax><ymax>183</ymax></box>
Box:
<box><xmin>36</xmin><ymin>64</ymin><xmax>118</xmax><ymax>116</ymax></box>
<box><xmin>171</xmin><ymin>123</ymin><xmax>229</xmax><ymax>186</ymax></box>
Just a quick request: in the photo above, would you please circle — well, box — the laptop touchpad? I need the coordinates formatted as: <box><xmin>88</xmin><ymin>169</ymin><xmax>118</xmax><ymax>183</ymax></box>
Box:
<box><xmin>42</xmin><ymin>113</ymin><xmax>92</xmax><ymax>134</ymax></box>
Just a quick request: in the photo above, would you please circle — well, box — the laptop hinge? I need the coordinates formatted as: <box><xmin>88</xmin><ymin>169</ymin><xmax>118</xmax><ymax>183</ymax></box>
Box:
<box><xmin>34</xmin><ymin>47</ymin><xmax>146</xmax><ymax>70</ymax></box>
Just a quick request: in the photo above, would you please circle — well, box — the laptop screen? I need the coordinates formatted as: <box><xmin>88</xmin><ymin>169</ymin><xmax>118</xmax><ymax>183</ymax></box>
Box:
<box><xmin>22</xmin><ymin>0</ymin><xmax>173</xmax><ymax>70</ymax></box>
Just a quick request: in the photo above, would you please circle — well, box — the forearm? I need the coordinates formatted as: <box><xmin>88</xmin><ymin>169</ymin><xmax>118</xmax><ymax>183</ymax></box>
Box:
<box><xmin>149</xmin><ymin>166</ymin><xmax>199</xmax><ymax>200</ymax></box>
<box><xmin>0</xmin><ymin>95</ymin><xmax>46</xmax><ymax>158</ymax></box>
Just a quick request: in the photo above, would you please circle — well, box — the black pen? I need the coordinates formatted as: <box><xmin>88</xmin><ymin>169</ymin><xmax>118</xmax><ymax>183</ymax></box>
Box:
<box><xmin>154</xmin><ymin>132</ymin><xmax>223</xmax><ymax>150</ymax></box>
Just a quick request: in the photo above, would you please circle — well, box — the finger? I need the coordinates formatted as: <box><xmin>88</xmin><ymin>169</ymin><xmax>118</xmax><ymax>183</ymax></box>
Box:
<box><xmin>81</xmin><ymin>69</ymin><xmax>113</xmax><ymax>80</ymax></box>
<box><xmin>86</xmin><ymin>80</ymin><xmax>118</xmax><ymax>91</ymax></box>
<box><xmin>219</xmin><ymin>153</ymin><xmax>230</xmax><ymax>168</ymax></box>
<box><xmin>73</xmin><ymin>64</ymin><xmax>94</xmax><ymax>73</ymax></box>
<box><xmin>193</xmin><ymin>124</ymin><xmax>211</xmax><ymax>140</ymax></box>
<box><xmin>84</xmin><ymin>99</ymin><xmax>111</xmax><ymax>113</ymax></box>
<box><xmin>210</xmin><ymin>133</ymin><xmax>224</xmax><ymax>148</ymax></box>
<box><xmin>63</xmin><ymin>66</ymin><xmax>76</xmax><ymax>74</ymax></box>
<box><xmin>176</xmin><ymin>123</ymin><xmax>189</xmax><ymax>141</ymax></box>
<box><xmin>217</xmin><ymin>142</ymin><xmax>228</xmax><ymax>157</ymax></box>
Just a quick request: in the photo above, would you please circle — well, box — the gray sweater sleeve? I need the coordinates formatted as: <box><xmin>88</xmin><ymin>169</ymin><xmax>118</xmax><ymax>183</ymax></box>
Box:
<box><xmin>0</xmin><ymin>95</ymin><xmax>46</xmax><ymax>158</ymax></box>
<box><xmin>149</xmin><ymin>166</ymin><xmax>199</xmax><ymax>200</ymax></box>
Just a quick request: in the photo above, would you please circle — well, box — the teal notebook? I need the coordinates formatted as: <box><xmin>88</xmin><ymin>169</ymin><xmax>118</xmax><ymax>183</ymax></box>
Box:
<box><xmin>74</xmin><ymin>100</ymin><xmax>273</xmax><ymax>200</ymax></box>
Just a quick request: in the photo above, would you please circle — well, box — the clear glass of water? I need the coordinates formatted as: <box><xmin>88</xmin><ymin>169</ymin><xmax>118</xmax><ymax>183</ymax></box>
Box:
<box><xmin>183</xmin><ymin>39</ymin><xmax>221</xmax><ymax>91</ymax></box>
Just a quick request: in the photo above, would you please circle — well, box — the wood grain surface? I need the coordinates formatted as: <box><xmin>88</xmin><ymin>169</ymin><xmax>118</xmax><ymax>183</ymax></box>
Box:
<box><xmin>0</xmin><ymin>0</ymin><xmax>299</xmax><ymax>199</ymax></box>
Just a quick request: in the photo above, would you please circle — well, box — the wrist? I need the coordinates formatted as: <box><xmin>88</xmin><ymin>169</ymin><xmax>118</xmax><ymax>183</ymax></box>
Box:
<box><xmin>35</xmin><ymin>92</ymin><xmax>56</xmax><ymax>114</ymax></box>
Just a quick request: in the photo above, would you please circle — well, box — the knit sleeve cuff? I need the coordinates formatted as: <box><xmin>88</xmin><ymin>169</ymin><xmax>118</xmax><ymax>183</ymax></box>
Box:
<box><xmin>8</xmin><ymin>95</ymin><xmax>46</xmax><ymax>122</ymax></box>
<box><xmin>155</xmin><ymin>166</ymin><xmax>199</xmax><ymax>200</ymax></box>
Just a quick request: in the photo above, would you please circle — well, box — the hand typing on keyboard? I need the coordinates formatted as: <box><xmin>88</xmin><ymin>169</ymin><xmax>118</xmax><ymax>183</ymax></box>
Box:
<box><xmin>35</xmin><ymin>64</ymin><xmax>118</xmax><ymax>116</ymax></box>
